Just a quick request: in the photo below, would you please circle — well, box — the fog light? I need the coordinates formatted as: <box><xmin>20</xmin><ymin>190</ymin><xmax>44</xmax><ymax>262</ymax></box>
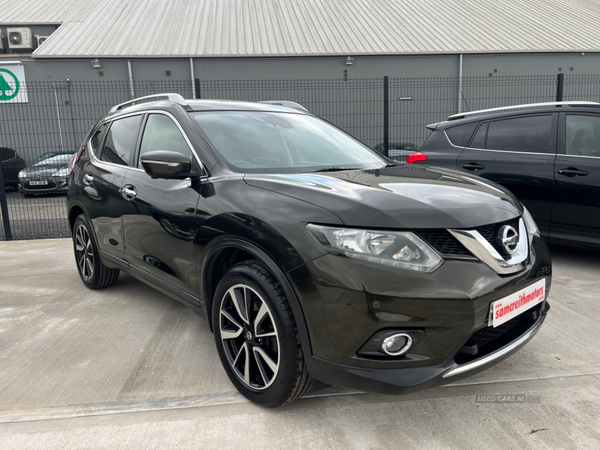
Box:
<box><xmin>381</xmin><ymin>333</ymin><xmax>412</xmax><ymax>356</ymax></box>
<box><xmin>357</xmin><ymin>329</ymin><xmax>424</xmax><ymax>358</ymax></box>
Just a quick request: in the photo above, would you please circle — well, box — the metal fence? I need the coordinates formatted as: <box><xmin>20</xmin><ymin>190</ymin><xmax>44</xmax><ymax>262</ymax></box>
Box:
<box><xmin>1</xmin><ymin>74</ymin><xmax>599</xmax><ymax>241</ymax></box>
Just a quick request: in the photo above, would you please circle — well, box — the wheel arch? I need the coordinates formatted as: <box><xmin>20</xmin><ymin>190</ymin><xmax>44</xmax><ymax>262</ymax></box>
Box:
<box><xmin>202</xmin><ymin>238</ymin><xmax>313</xmax><ymax>356</ymax></box>
<box><xmin>68</xmin><ymin>200</ymin><xmax>89</xmax><ymax>232</ymax></box>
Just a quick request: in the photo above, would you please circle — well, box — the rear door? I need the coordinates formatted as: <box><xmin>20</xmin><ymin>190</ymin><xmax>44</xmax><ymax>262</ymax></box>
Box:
<box><xmin>550</xmin><ymin>112</ymin><xmax>600</xmax><ymax>246</ymax></box>
<box><xmin>82</xmin><ymin>114</ymin><xmax>143</xmax><ymax>260</ymax></box>
<box><xmin>456</xmin><ymin>114</ymin><xmax>557</xmax><ymax>236</ymax></box>
<box><xmin>122</xmin><ymin>112</ymin><xmax>201</xmax><ymax>303</ymax></box>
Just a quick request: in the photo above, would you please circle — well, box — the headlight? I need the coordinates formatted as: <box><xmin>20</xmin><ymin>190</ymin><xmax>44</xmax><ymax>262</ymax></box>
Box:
<box><xmin>522</xmin><ymin>207</ymin><xmax>540</xmax><ymax>239</ymax></box>
<box><xmin>18</xmin><ymin>170</ymin><xmax>26</xmax><ymax>179</ymax></box>
<box><xmin>307</xmin><ymin>224</ymin><xmax>443</xmax><ymax>273</ymax></box>
<box><xmin>52</xmin><ymin>167</ymin><xmax>70</xmax><ymax>177</ymax></box>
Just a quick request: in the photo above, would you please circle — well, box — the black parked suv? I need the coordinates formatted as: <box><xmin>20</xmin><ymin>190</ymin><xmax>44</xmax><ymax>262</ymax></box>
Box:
<box><xmin>67</xmin><ymin>94</ymin><xmax>551</xmax><ymax>407</ymax></box>
<box><xmin>0</xmin><ymin>147</ymin><xmax>26</xmax><ymax>188</ymax></box>
<box><xmin>413</xmin><ymin>101</ymin><xmax>600</xmax><ymax>248</ymax></box>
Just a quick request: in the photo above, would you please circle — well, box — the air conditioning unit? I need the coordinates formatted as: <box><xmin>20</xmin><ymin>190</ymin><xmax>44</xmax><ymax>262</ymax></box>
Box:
<box><xmin>36</xmin><ymin>35</ymin><xmax>49</xmax><ymax>47</ymax></box>
<box><xmin>7</xmin><ymin>27</ymin><xmax>33</xmax><ymax>50</ymax></box>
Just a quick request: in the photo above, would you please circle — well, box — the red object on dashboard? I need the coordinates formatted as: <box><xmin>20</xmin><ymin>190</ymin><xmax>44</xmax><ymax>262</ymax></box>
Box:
<box><xmin>406</xmin><ymin>152</ymin><xmax>427</xmax><ymax>164</ymax></box>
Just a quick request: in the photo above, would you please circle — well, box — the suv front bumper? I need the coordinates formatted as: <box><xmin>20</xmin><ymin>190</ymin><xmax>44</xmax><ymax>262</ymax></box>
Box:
<box><xmin>305</xmin><ymin>304</ymin><xmax>547</xmax><ymax>395</ymax></box>
<box><xmin>289</xmin><ymin>235</ymin><xmax>552</xmax><ymax>394</ymax></box>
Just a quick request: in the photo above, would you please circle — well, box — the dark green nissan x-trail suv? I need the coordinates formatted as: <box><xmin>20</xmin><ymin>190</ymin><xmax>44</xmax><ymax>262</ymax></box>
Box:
<box><xmin>67</xmin><ymin>94</ymin><xmax>552</xmax><ymax>407</ymax></box>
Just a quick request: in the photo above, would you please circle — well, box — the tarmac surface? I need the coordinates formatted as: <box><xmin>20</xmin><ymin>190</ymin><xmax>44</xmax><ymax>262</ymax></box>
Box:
<box><xmin>0</xmin><ymin>238</ymin><xmax>599</xmax><ymax>449</ymax></box>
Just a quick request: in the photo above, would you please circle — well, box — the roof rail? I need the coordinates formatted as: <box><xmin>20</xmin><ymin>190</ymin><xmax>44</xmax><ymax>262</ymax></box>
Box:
<box><xmin>109</xmin><ymin>93</ymin><xmax>188</xmax><ymax>114</ymax></box>
<box><xmin>258</xmin><ymin>100</ymin><xmax>308</xmax><ymax>112</ymax></box>
<box><xmin>447</xmin><ymin>101</ymin><xmax>600</xmax><ymax>121</ymax></box>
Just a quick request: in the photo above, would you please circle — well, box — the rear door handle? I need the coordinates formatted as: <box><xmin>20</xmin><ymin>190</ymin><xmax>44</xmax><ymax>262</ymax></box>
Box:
<box><xmin>83</xmin><ymin>173</ymin><xmax>94</xmax><ymax>185</ymax></box>
<box><xmin>121</xmin><ymin>185</ymin><xmax>137</xmax><ymax>201</ymax></box>
<box><xmin>557</xmin><ymin>168</ymin><xmax>589</xmax><ymax>177</ymax></box>
<box><xmin>462</xmin><ymin>163</ymin><xmax>485</xmax><ymax>171</ymax></box>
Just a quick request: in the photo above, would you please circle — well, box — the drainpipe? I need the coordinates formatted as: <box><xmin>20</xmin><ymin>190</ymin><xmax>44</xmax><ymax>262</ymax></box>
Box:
<box><xmin>127</xmin><ymin>60</ymin><xmax>135</xmax><ymax>98</ymax></box>
<box><xmin>190</xmin><ymin>58</ymin><xmax>196</xmax><ymax>99</ymax></box>
<box><xmin>52</xmin><ymin>83</ymin><xmax>65</xmax><ymax>151</ymax></box>
<box><xmin>458</xmin><ymin>54</ymin><xmax>463</xmax><ymax>114</ymax></box>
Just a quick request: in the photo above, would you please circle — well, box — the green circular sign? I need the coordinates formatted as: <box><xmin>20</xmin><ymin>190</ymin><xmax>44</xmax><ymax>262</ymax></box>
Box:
<box><xmin>0</xmin><ymin>68</ymin><xmax>20</xmax><ymax>101</ymax></box>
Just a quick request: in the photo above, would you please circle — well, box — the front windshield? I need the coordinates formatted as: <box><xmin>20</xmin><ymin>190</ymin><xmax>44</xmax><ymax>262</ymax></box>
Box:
<box><xmin>33</xmin><ymin>154</ymin><xmax>72</xmax><ymax>166</ymax></box>
<box><xmin>191</xmin><ymin>111</ymin><xmax>388</xmax><ymax>173</ymax></box>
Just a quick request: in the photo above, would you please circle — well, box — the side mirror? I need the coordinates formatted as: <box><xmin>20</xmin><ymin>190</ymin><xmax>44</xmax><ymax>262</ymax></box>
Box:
<box><xmin>140</xmin><ymin>150</ymin><xmax>206</xmax><ymax>181</ymax></box>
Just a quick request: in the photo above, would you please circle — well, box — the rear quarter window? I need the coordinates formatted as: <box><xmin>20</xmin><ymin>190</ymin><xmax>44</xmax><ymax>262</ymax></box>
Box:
<box><xmin>445</xmin><ymin>122</ymin><xmax>478</xmax><ymax>147</ymax></box>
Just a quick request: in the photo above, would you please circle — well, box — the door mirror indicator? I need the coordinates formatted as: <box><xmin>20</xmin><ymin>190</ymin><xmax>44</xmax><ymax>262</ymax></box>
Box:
<box><xmin>140</xmin><ymin>150</ymin><xmax>207</xmax><ymax>181</ymax></box>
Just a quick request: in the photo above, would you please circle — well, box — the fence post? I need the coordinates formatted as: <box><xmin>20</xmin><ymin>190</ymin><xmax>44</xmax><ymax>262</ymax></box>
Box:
<box><xmin>194</xmin><ymin>78</ymin><xmax>201</xmax><ymax>99</ymax></box>
<box><xmin>383</xmin><ymin>76</ymin><xmax>389</xmax><ymax>157</ymax></box>
<box><xmin>0</xmin><ymin>163</ymin><xmax>13</xmax><ymax>241</ymax></box>
<box><xmin>556</xmin><ymin>73</ymin><xmax>564</xmax><ymax>102</ymax></box>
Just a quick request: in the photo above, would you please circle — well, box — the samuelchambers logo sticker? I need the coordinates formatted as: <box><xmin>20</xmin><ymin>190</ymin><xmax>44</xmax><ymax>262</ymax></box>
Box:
<box><xmin>0</xmin><ymin>64</ymin><xmax>28</xmax><ymax>103</ymax></box>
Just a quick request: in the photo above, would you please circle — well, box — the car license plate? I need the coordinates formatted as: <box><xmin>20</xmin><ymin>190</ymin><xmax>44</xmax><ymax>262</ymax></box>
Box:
<box><xmin>30</xmin><ymin>180</ymin><xmax>48</xmax><ymax>186</ymax></box>
<box><xmin>489</xmin><ymin>279</ymin><xmax>546</xmax><ymax>328</ymax></box>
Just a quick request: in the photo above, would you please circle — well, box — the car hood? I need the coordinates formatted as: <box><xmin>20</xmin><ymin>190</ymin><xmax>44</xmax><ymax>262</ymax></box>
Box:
<box><xmin>244</xmin><ymin>165</ymin><xmax>522</xmax><ymax>229</ymax></box>
<box><xmin>24</xmin><ymin>163</ymin><xmax>67</xmax><ymax>176</ymax></box>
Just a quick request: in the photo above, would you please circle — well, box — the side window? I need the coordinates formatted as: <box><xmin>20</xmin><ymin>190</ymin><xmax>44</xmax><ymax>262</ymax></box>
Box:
<box><xmin>445</xmin><ymin>122</ymin><xmax>478</xmax><ymax>147</ymax></box>
<box><xmin>566</xmin><ymin>115</ymin><xmax>600</xmax><ymax>157</ymax></box>
<box><xmin>101</xmin><ymin>115</ymin><xmax>143</xmax><ymax>166</ymax></box>
<box><xmin>90</xmin><ymin>123</ymin><xmax>108</xmax><ymax>155</ymax></box>
<box><xmin>486</xmin><ymin>115</ymin><xmax>552</xmax><ymax>153</ymax></box>
<box><xmin>138</xmin><ymin>114</ymin><xmax>193</xmax><ymax>168</ymax></box>
<box><xmin>470</xmin><ymin>123</ymin><xmax>488</xmax><ymax>149</ymax></box>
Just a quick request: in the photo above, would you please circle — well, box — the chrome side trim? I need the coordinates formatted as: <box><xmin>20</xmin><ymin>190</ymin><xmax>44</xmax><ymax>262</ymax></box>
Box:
<box><xmin>442</xmin><ymin>315</ymin><xmax>545</xmax><ymax>378</ymax></box>
<box><xmin>448</xmin><ymin>218</ymin><xmax>528</xmax><ymax>275</ymax></box>
<box><xmin>447</xmin><ymin>101</ymin><xmax>600</xmax><ymax>121</ymax></box>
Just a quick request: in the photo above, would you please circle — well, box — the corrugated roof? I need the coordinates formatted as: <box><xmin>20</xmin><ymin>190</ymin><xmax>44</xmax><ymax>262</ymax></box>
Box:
<box><xmin>1</xmin><ymin>0</ymin><xmax>599</xmax><ymax>57</ymax></box>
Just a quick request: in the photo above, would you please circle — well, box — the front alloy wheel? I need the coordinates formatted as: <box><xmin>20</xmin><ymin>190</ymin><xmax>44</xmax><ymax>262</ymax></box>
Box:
<box><xmin>212</xmin><ymin>261</ymin><xmax>312</xmax><ymax>407</ymax></box>
<box><xmin>219</xmin><ymin>284</ymin><xmax>280</xmax><ymax>390</ymax></box>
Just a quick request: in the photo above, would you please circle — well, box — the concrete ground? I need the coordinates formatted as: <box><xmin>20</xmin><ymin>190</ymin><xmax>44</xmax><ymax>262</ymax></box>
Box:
<box><xmin>0</xmin><ymin>239</ymin><xmax>599</xmax><ymax>449</ymax></box>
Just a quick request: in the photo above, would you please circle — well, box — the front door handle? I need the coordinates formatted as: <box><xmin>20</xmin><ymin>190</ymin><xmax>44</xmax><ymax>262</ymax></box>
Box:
<box><xmin>83</xmin><ymin>173</ymin><xmax>94</xmax><ymax>185</ymax></box>
<box><xmin>121</xmin><ymin>185</ymin><xmax>137</xmax><ymax>201</ymax></box>
<box><xmin>557</xmin><ymin>168</ymin><xmax>589</xmax><ymax>177</ymax></box>
<box><xmin>462</xmin><ymin>162</ymin><xmax>485</xmax><ymax>171</ymax></box>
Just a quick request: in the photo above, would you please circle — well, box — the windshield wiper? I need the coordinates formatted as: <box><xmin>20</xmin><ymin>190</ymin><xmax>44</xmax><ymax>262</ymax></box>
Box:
<box><xmin>303</xmin><ymin>166</ymin><xmax>363</xmax><ymax>173</ymax></box>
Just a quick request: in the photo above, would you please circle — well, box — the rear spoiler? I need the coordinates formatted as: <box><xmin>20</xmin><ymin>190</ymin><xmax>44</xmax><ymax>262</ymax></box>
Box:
<box><xmin>426</xmin><ymin>122</ymin><xmax>439</xmax><ymax>131</ymax></box>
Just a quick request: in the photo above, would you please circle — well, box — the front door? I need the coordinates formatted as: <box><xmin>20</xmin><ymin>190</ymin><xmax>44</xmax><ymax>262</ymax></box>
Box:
<box><xmin>456</xmin><ymin>114</ymin><xmax>557</xmax><ymax>235</ymax></box>
<box><xmin>122</xmin><ymin>113</ymin><xmax>201</xmax><ymax>302</ymax></box>
<box><xmin>550</xmin><ymin>113</ymin><xmax>600</xmax><ymax>246</ymax></box>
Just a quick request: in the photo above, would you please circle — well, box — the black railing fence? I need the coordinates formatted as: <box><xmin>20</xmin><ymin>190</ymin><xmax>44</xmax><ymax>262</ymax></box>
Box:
<box><xmin>0</xmin><ymin>74</ymin><xmax>598</xmax><ymax>240</ymax></box>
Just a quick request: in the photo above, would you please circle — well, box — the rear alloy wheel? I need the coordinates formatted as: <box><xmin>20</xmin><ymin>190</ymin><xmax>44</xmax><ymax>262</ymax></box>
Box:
<box><xmin>75</xmin><ymin>224</ymin><xmax>94</xmax><ymax>281</ymax></box>
<box><xmin>212</xmin><ymin>261</ymin><xmax>312</xmax><ymax>407</ymax></box>
<box><xmin>72</xmin><ymin>214</ymin><xmax>120</xmax><ymax>289</ymax></box>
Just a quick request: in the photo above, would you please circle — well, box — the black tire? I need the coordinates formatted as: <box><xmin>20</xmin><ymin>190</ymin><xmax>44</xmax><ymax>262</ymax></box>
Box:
<box><xmin>72</xmin><ymin>214</ymin><xmax>120</xmax><ymax>289</ymax></box>
<box><xmin>212</xmin><ymin>260</ymin><xmax>312</xmax><ymax>407</ymax></box>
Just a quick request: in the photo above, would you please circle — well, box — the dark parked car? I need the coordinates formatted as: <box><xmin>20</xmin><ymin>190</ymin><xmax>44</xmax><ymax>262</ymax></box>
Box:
<box><xmin>33</xmin><ymin>151</ymin><xmax>76</xmax><ymax>165</ymax></box>
<box><xmin>374</xmin><ymin>142</ymin><xmax>420</xmax><ymax>162</ymax></box>
<box><xmin>412</xmin><ymin>101</ymin><xmax>600</xmax><ymax>248</ymax></box>
<box><xmin>67</xmin><ymin>94</ymin><xmax>551</xmax><ymax>407</ymax></box>
<box><xmin>0</xmin><ymin>147</ymin><xmax>26</xmax><ymax>188</ymax></box>
<box><xmin>18</xmin><ymin>153</ymin><xmax>72</xmax><ymax>196</ymax></box>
